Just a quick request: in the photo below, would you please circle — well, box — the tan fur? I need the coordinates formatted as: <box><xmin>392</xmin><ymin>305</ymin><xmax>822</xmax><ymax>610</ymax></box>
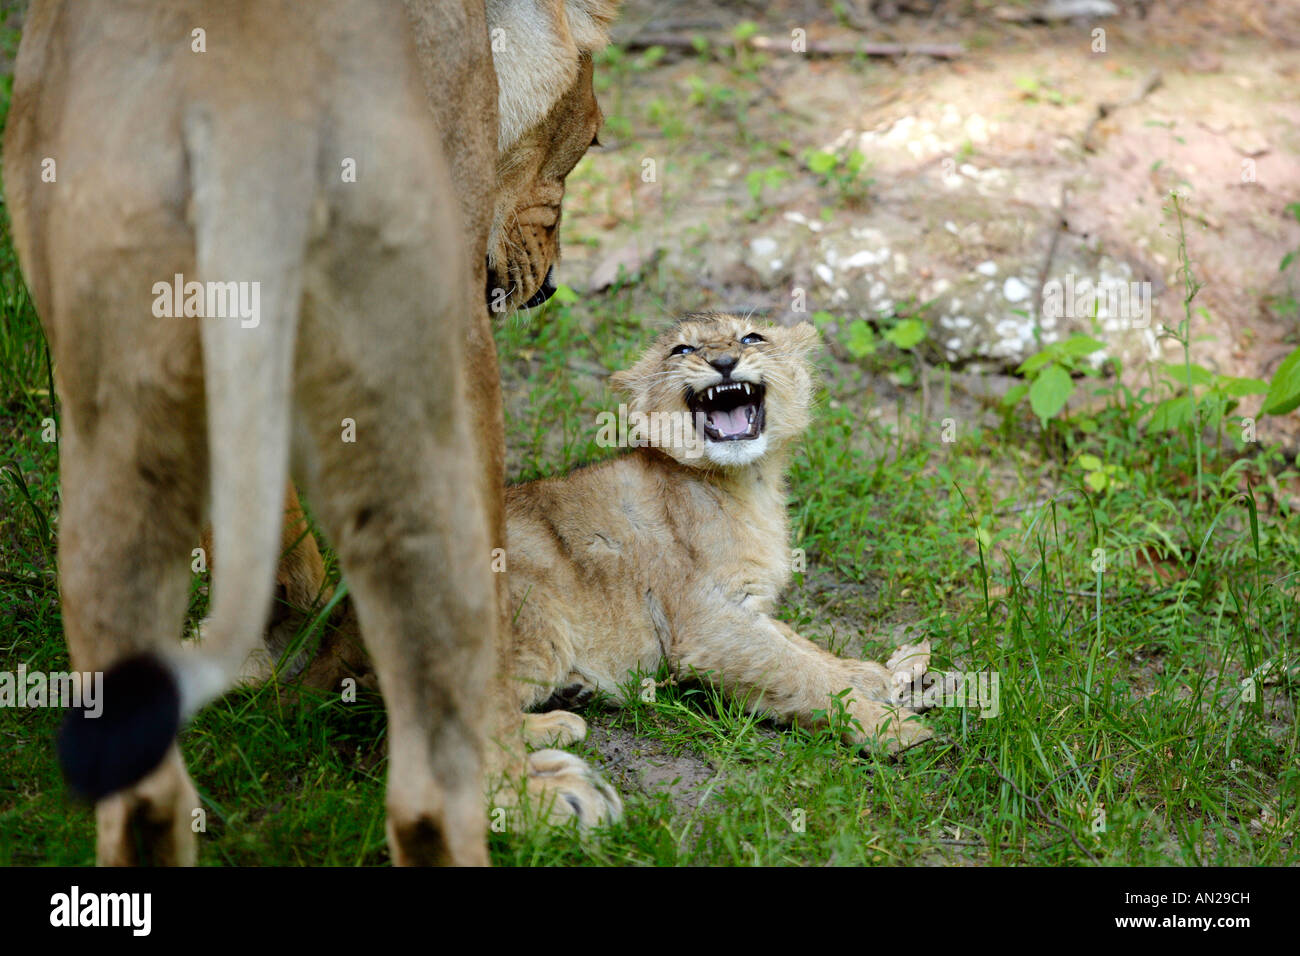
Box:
<box><xmin>4</xmin><ymin>0</ymin><xmax>619</xmax><ymax>865</ymax></box>
<box><xmin>488</xmin><ymin>0</ymin><xmax>617</xmax><ymax>153</ymax></box>
<box><xmin>504</xmin><ymin>314</ymin><xmax>934</xmax><ymax>767</ymax></box>
<box><xmin>197</xmin><ymin>482</ymin><xmax>328</xmax><ymax>682</ymax></box>
<box><xmin>262</xmin><ymin>0</ymin><xmax>623</xmax><ymax>828</ymax></box>
<box><xmin>485</xmin><ymin>25</ymin><xmax>612</xmax><ymax>309</ymax></box>
<box><xmin>246</xmin><ymin>0</ymin><xmax>615</xmax><ymax>638</ymax></box>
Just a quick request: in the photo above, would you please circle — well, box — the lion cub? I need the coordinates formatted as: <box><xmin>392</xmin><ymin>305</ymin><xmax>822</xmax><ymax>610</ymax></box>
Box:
<box><xmin>507</xmin><ymin>312</ymin><xmax>933</xmax><ymax>756</ymax></box>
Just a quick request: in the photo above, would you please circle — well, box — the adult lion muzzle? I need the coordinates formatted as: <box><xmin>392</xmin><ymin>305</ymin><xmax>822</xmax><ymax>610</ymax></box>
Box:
<box><xmin>4</xmin><ymin>0</ymin><xmax>502</xmax><ymax>866</ymax></box>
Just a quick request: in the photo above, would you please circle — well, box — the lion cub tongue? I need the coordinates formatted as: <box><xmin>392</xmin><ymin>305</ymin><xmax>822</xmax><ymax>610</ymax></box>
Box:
<box><xmin>710</xmin><ymin>405</ymin><xmax>752</xmax><ymax>438</ymax></box>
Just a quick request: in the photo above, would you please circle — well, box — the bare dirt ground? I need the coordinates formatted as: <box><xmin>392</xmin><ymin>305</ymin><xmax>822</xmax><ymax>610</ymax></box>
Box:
<box><xmin>586</xmin><ymin>724</ymin><xmax>719</xmax><ymax>812</ymax></box>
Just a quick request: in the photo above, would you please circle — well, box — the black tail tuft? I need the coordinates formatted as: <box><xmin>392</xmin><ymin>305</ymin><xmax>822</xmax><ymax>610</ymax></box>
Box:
<box><xmin>58</xmin><ymin>653</ymin><xmax>181</xmax><ymax>802</ymax></box>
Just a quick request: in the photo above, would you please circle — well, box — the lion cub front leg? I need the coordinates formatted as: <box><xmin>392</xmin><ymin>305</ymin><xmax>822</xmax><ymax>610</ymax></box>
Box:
<box><xmin>673</xmin><ymin>613</ymin><xmax>931</xmax><ymax>753</ymax></box>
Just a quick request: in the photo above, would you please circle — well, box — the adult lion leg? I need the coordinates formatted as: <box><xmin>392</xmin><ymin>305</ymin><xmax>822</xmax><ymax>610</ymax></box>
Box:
<box><xmin>4</xmin><ymin>2</ymin><xmax>208</xmax><ymax>863</ymax></box>
<box><xmin>94</xmin><ymin>748</ymin><xmax>200</xmax><ymax>867</ymax></box>
<box><xmin>280</xmin><ymin>21</ymin><xmax>503</xmax><ymax>862</ymax></box>
<box><xmin>51</xmin><ymin>278</ymin><xmax>208</xmax><ymax>865</ymax></box>
<box><xmin>62</xmin><ymin>439</ymin><xmax>204</xmax><ymax>866</ymax></box>
<box><xmin>673</xmin><ymin>613</ymin><xmax>932</xmax><ymax>753</ymax></box>
<box><xmin>293</xmin><ymin>291</ymin><xmax>494</xmax><ymax>865</ymax></box>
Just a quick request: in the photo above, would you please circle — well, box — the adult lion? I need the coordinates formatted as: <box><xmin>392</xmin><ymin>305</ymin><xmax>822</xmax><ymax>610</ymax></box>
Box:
<box><xmin>3</xmin><ymin>0</ymin><xmax>618</xmax><ymax>866</ymax></box>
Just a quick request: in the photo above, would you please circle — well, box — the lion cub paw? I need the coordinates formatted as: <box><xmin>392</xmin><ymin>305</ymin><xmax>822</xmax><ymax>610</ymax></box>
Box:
<box><xmin>525</xmin><ymin>749</ymin><xmax>623</xmax><ymax>828</ymax></box>
<box><xmin>852</xmin><ymin>700</ymin><xmax>933</xmax><ymax>755</ymax></box>
<box><xmin>522</xmin><ymin>710</ymin><xmax>588</xmax><ymax>748</ymax></box>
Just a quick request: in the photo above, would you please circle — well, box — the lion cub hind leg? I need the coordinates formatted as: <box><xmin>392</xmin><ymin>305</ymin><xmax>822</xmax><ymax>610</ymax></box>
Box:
<box><xmin>491</xmin><ymin>750</ymin><xmax>623</xmax><ymax>830</ymax></box>
<box><xmin>522</xmin><ymin>710</ymin><xmax>588</xmax><ymax>748</ymax></box>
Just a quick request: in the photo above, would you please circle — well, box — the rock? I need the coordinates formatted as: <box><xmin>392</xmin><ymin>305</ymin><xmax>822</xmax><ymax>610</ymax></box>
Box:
<box><xmin>587</xmin><ymin>240</ymin><xmax>659</xmax><ymax>292</ymax></box>
<box><xmin>1002</xmin><ymin>276</ymin><xmax>1031</xmax><ymax>303</ymax></box>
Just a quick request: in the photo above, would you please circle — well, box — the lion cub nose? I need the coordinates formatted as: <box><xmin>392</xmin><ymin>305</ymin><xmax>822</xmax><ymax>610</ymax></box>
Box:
<box><xmin>708</xmin><ymin>354</ymin><xmax>738</xmax><ymax>376</ymax></box>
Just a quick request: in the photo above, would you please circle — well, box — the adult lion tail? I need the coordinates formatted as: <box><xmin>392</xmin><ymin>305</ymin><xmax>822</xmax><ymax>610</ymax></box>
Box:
<box><xmin>58</xmin><ymin>105</ymin><xmax>319</xmax><ymax>802</ymax></box>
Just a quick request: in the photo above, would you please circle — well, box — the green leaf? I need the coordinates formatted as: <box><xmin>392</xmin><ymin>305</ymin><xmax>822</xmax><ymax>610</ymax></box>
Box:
<box><xmin>1016</xmin><ymin>350</ymin><xmax>1057</xmax><ymax>375</ymax></box>
<box><xmin>1001</xmin><ymin>383</ymin><xmax>1030</xmax><ymax>408</ymax></box>
<box><xmin>884</xmin><ymin>318</ymin><xmax>926</xmax><ymax>350</ymax></box>
<box><xmin>1217</xmin><ymin>376</ymin><xmax>1269</xmax><ymax>398</ymax></box>
<box><xmin>806</xmin><ymin>150</ymin><xmax>838</xmax><ymax>176</ymax></box>
<box><xmin>638</xmin><ymin>45</ymin><xmax>666</xmax><ymax>68</ymax></box>
<box><xmin>810</xmin><ymin>310</ymin><xmax>835</xmax><ymax>330</ymax></box>
<box><xmin>1085</xmin><ymin>470</ymin><xmax>1109</xmax><ymax>492</ymax></box>
<box><xmin>1262</xmin><ymin>346</ymin><xmax>1300</xmax><ymax>416</ymax></box>
<box><xmin>1148</xmin><ymin>395</ymin><xmax>1194</xmax><ymax>431</ymax></box>
<box><xmin>845</xmin><ymin>320</ymin><xmax>877</xmax><ymax>359</ymax></box>
<box><xmin>551</xmin><ymin>283</ymin><xmax>579</xmax><ymax>305</ymax></box>
<box><xmin>1158</xmin><ymin>362</ymin><xmax>1214</xmax><ymax>386</ymax></box>
<box><xmin>1199</xmin><ymin>392</ymin><xmax>1228</xmax><ymax>428</ymax></box>
<box><xmin>1078</xmin><ymin>453</ymin><xmax>1103</xmax><ymax>471</ymax></box>
<box><xmin>1056</xmin><ymin>335</ymin><xmax>1106</xmax><ymax>358</ymax></box>
<box><xmin>1029</xmin><ymin>363</ymin><xmax>1073</xmax><ymax>422</ymax></box>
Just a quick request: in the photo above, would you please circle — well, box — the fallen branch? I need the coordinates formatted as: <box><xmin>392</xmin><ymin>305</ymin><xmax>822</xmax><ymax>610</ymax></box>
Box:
<box><xmin>1035</xmin><ymin>179</ymin><xmax>1071</xmax><ymax>321</ymax></box>
<box><xmin>995</xmin><ymin>0</ymin><xmax>1119</xmax><ymax>22</ymax></box>
<box><xmin>1081</xmin><ymin>68</ymin><xmax>1163</xmax><ymax>153</ymax></box>
<box><xmin>620</xmin><ymin>32</ymin><xmax>964</xmax><ymax>60</ymax></box>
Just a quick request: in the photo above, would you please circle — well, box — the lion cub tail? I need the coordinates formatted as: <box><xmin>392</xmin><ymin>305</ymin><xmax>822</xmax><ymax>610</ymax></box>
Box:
<box><xmin>58</xmin><ymin>108</ymin><xmax>319</xmax><ymax>802</ymax></box>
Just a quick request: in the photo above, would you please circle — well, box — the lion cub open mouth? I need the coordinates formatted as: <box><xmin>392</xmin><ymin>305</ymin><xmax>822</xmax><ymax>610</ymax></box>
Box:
<box><xmin>688</xmin><ymin>380</ymin><xmax>766</xmax><ymax>442</ymax></box>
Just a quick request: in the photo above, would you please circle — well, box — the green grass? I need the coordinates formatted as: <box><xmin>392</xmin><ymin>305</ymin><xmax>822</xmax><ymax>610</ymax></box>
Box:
<box><xmin>2</xmin><ymin>29</ymin><xmax>1298</xmax><ymax>866</ymax></box>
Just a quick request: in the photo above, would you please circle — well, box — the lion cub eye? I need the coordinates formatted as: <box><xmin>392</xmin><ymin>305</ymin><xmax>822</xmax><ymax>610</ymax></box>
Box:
<box><xmin>670</xmin><ymin>344</ymin><xmax>696</xmax><ymax>356</ymax></box>
<box><xmin>740</xmin><ymin>333</ymin><xmax>766</xmax><ymax>345</ymax></box>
